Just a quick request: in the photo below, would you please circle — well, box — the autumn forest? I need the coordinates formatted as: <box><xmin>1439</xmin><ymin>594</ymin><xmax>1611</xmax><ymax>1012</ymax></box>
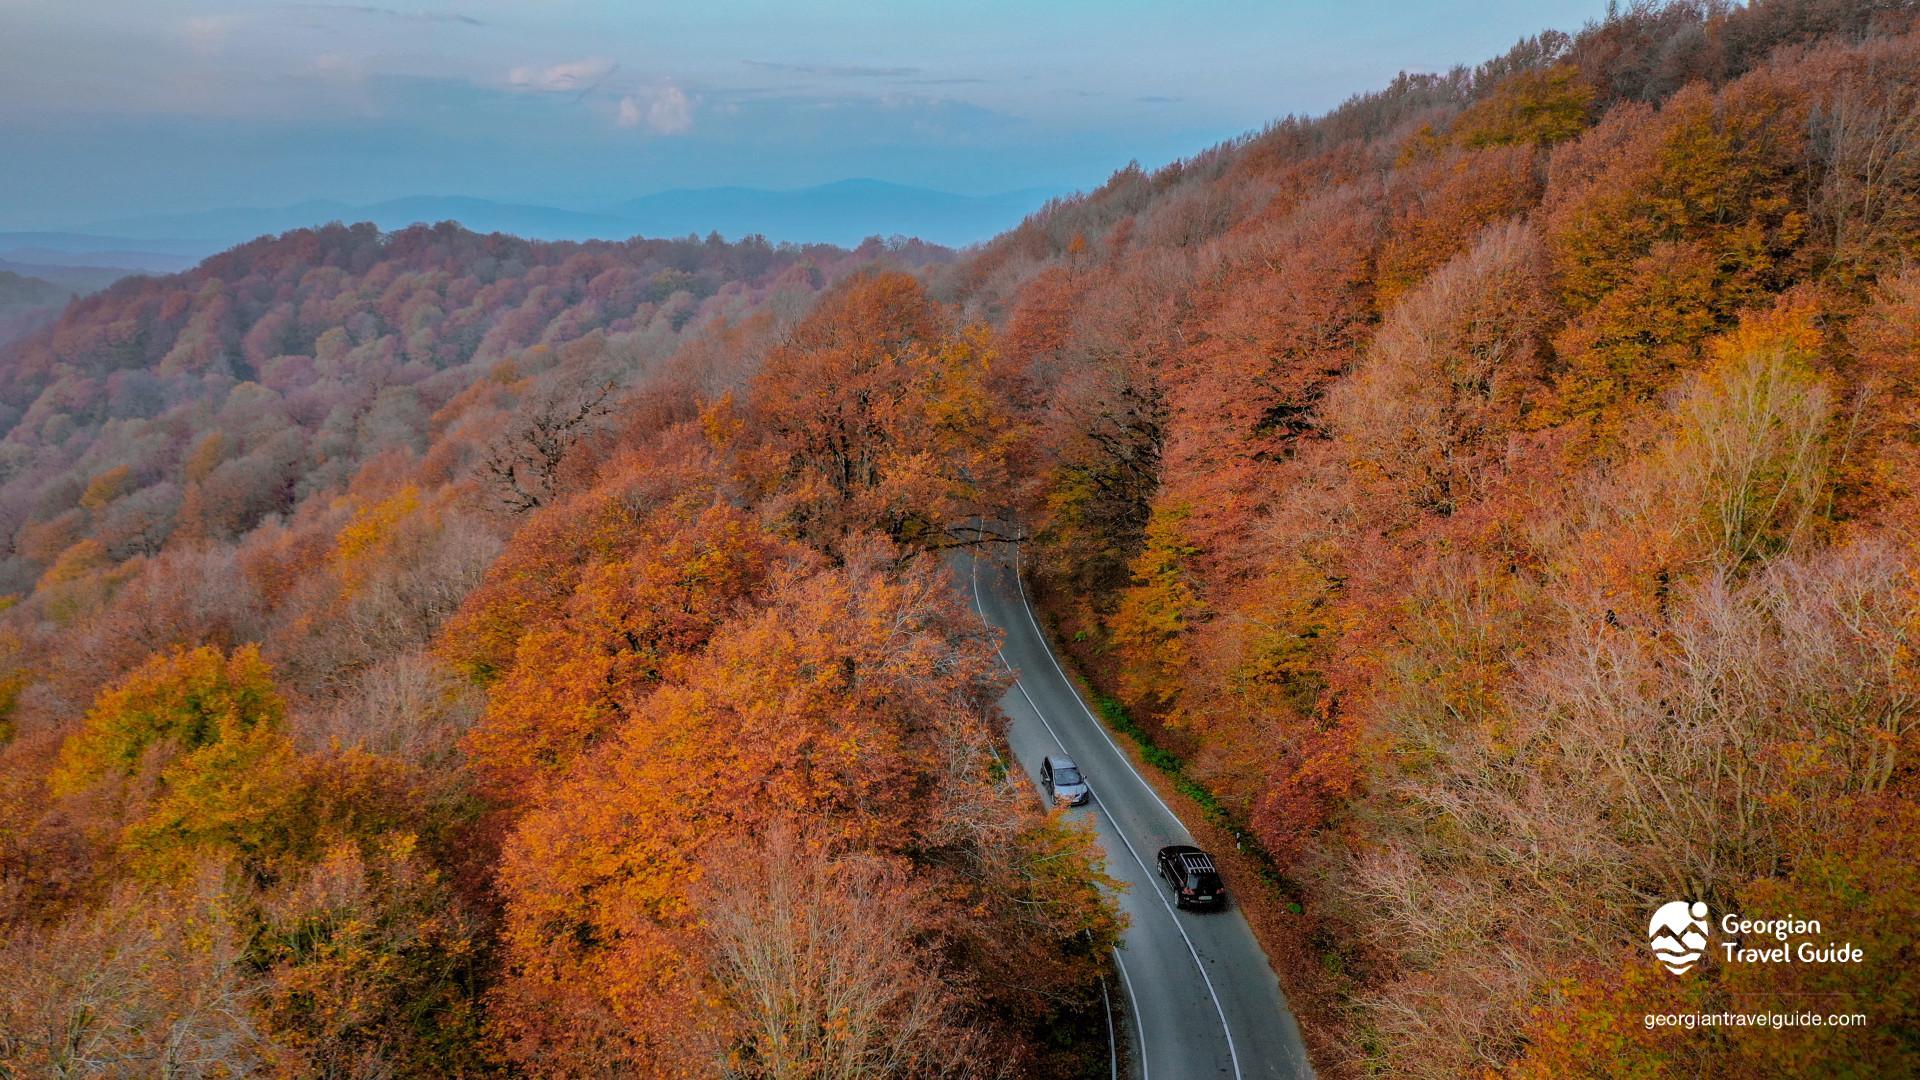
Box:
<box><xmin>3</xmin><ymin>1</ymin><xmax>1920</xmax><ymax>1077</ymax></box>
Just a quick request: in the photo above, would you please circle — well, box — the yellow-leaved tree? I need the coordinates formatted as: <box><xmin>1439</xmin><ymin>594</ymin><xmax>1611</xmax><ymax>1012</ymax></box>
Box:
<box><xmin>52</xmin><ymin>644</ymin><xmax>305</xmax><ymax>879</ymax></box>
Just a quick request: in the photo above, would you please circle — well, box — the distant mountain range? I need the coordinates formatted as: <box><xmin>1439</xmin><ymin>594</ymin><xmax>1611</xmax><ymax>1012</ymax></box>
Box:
<box><xmin>602</xmin><ymin>180</ymin><xmax>1057</xmax><ymax>248</ymax></box>
<box><xmin>0</xmin><ymin>258</ymin><xmax>141</xmax><ymax>293</ymax></box>
<box><xmin>0</xmin><ymin>233</ymin><xmax>212</xmax><ymax>290</ymax></box>
<box><xmin>4</xmin><ymin>181</ymin><xmax>1060</xmax><ymax>275</ymax></box>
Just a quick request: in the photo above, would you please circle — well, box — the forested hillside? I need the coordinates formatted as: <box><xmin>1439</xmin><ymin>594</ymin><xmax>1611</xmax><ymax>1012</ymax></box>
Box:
<box><xmin>2</xmin><ymin>1</ymin><xmax>1918</xmax><ymax>1077</ymax></box>
<box><xmin>0</xmin><ymin>223</ymin><xmax>1120</xmax><ymax>1075</ymax></box>
<box><xmin>950</xmin><ymin>1</ymin><xmax>1920</xmax><ymax>1075</ymax></box>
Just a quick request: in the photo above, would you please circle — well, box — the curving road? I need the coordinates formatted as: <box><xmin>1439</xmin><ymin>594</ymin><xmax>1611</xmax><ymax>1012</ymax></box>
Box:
<box><xmin>966</xmin><ymin>545</ymin><xmax>1313</xmax><ymax>1080</ymax></box>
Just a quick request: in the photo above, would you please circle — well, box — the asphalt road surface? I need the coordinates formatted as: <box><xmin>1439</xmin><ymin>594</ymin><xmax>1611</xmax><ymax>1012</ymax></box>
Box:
<box><xmin>966</xmin><ymin>545</ymin><xmax>1313</xmax><ymax>1080</ymax></box>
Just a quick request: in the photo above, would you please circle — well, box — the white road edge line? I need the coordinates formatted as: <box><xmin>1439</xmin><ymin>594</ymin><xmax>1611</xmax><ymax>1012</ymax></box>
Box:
<box><xmin>972</xmin><ymin>548</ymin><xmax>1138</xmax><ymax>1080</ymax></box>
<box><xmin>1100</xmin><ymin>972</ymin><xmax>1117</xmax><ymax>1080</ymax></box>
<box><xmin>1009</xmin><ymin>546</ymin><xmax>1186</xmax><ymax>828</ymax></box>
<box><xmin>1008</xmin><ymin>676</ymin><xmax>1159</xmax><ymax>1080</ymax></box>
<box><xmin>1002</xmin><ymin>549</ymin><xmax>1245</xmax><ymax>1080</ymax></box>
<box><xmin>1082</xmin><ymin>787</ymin><xmax>1243</xmax><ymax>1080</ymax></box>
<box><xmin>1112</xmin><ymin>951</ymin><xmax>1144</xmax><ymax>1080</ymax></box>
<box><xmin>973</xmin><ymin>547</ymin><xmax>1243</xmax><ymax>1080</ymax></box>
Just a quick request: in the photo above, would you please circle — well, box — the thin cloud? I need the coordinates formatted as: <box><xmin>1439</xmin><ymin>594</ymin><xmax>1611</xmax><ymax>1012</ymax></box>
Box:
<box><xmin>290</xmin><ymin>4</ymin><xmax>485</xmax><ymax>26</ymax></box>
<box><xmin>509</xmin><ymin>59</ymin><xmax>616</xmax><ymax>94</ymax></box>
<box><xmin>744</xmin><ymin>60</ymin><xmax>920</xmax><ymax>78</ymax></box>
<box><xmin>647</xmin><ymin>84</ymin><xmax>693</xmax><ymax>134</ymax></box>
<box><xmin>616</xmin><ymin>85</ymin><xmax>693</xmax><ymax>134</ymax></box>
<box><xmin>182</xmin><ymin>14</ymin><xmax>247</xmax><ymax>55</ymax></box>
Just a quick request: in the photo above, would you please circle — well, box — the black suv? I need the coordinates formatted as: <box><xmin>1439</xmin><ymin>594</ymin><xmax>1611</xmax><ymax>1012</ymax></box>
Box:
<box><xmin>1156</xmin><ymin>845</ymin><xmax>1225</xmax><ymax>910</ymax></box>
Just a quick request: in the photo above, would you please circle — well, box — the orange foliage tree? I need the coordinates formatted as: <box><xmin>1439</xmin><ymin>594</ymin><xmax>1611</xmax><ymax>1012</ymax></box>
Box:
<box><xmin>1544</xmin><ymin>75</ymin><xmax>1813</xmax><ymax>425</ymax></box>
<box><xmin>739</xmin><ymin>272</ymin><xmax>1013</xmax><ymax>550</ymax></box>
<box><xmin>487</xmin><ymin>542</ymin><xmax>1117</xmax><ymax>1075</ymax></box>
<box><xmin>462</xmin><ymin>501</ymin><xmax>793</xmax><ymax>803</ymax></box>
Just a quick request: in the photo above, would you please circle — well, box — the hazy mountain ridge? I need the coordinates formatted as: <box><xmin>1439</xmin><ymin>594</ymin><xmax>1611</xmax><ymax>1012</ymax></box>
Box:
<box><xmin>0</xmin><ymin>269</ymin><xmax>82</xmax><ymax>346</ymax></box>
<box><xmin>0</xmin><ymin>258</ymin><xmax>145</xmax><ymax>293</ymax></box>
<box><xmin>40</xmin><ymin>179</ymin><xmax>1059</xmax><ymax>257</ymax></box>
<box><xmin>0</xmin><ymin>270</ymin><xmax>72</xmax><ymax>313</ymax></box>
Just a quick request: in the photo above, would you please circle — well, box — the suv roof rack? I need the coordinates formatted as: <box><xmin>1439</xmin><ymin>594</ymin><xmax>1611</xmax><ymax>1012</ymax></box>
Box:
<box><xmin>1180</xmin><ymin>851</ymin><xmax>1218</xmax><ymax>874</ymax></box>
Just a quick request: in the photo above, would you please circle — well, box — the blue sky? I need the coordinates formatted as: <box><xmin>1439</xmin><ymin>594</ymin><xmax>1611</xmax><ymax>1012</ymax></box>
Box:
<box><xmin>0</xmin><ymin>0</ymin><xmax>1610</xmax><ymax>230</ymax></box>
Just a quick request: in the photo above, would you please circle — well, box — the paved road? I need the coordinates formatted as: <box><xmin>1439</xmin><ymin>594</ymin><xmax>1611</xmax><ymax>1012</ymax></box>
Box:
<box><xmin>965</xmin><ymin>546</ymin><xmax>1313</xmax><ymax>1080</ymax></box>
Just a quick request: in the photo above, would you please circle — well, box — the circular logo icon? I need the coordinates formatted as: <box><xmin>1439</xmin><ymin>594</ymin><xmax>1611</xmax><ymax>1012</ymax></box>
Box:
<box><xmin>1649</xmin><ymin>900</ymin><xmax>1710</xmax><ymax>975</ymax></box>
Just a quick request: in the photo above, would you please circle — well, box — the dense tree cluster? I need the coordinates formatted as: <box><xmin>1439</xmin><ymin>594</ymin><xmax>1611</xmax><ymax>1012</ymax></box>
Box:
<box><xmin>0</xmin><ymin>223</ymin><xmax>935</xmax><ymax>590</ymax></box>
<box><xmin>937</xmin><ymin>1</ymin><xmax>1920</xmax><ymax>1075</ymax></box>
<box><xmin>0</xmin><ymin>210</ymin><xmax>1114</xmax><ymax>1075</ymax></box>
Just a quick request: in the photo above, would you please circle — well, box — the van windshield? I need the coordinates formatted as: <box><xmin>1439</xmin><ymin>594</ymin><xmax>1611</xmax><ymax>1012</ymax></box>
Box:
<box><xmin>1055</xmin><ymin>767</ymin><xmax>1083</xmax><ymax>785</ymax></box>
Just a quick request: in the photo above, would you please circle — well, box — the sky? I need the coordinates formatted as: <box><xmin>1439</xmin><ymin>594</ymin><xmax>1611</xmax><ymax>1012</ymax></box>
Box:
<box><xmin>0</xmin><ymin>0</ymin><xmax>1611</xmax><ymax>231</ymax></box>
